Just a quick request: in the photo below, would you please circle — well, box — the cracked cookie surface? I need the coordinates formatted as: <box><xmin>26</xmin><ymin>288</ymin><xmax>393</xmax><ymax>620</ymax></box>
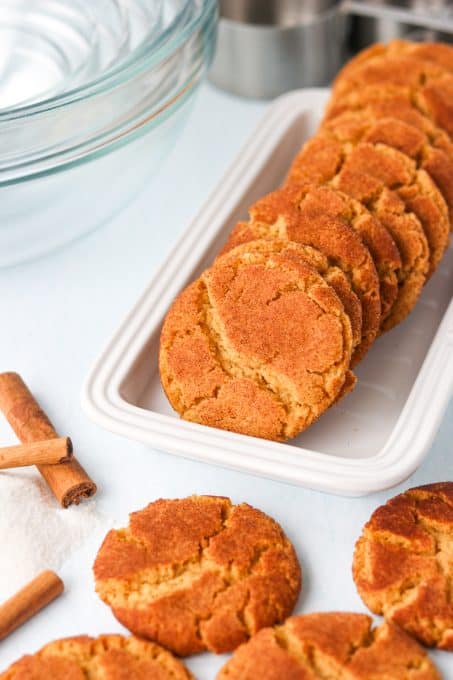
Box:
<box><xmin>353</xmin><ymin>482</ymin><xmax>453</xmax><ymax>650</ymax></box>
<box><xmin>324</xmin><ymin>80</ymin><xmax>453</xmax><ymax>183</ymax></box>
<box><xmin>159</xmin><ymin>244</ymin><xmax>354</xmax><ymax>440</ymax></box>
<box><xmin>288</xmin><ymin>132</ymin><xmax>449</xmax><ymax>280</ymax></box>
<box><xmin>0</xmin><ymin>634</ymin><xmax>194</xmax><ymax>679</ymax></box>
<box><xmin>216</xmin><ymin>612</ymin><xmax>440</xmax><ymax>679</ymax></box>
<box><xmin>328</xmin><ymin>53</ymin><xmax>453</xmax><ymax>138</ymax></box>
<box><xmin>218</xmin><ymin>238</ymin><xmax>363</xmax><ymax>356</ymax></box>
<box><xmin>93</xmin><ymin>496</ymin><xmax>301</xmax><ymax>656</ymax></box>
<box><xmin>287</xmin><ymin>138</ymin><xmax>431</xmax><ymax>331</ymax></box>
<box><xmin>221</xmin><ymin>187</ymin><xmax>381</xmax><ymax>365</ymax></box>
<box><xmin>333</xmin><ymin>40</ymin><xmax>453</xmax><ymax>90</ymax></box>
<box><xmin>321</xmin><ymin>109</ymin><xmax>453</xmax><ymax>228</ymax></box>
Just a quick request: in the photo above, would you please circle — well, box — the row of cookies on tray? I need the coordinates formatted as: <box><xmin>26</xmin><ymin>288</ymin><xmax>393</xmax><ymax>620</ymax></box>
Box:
<box><xmin>2</xmin><ymin>482</ymin><xmax>452</xmax><ymax>678</ymax></box>
<box><xmin>159</xmin><ymin>39</ymin><xmax>452</xmax><ymax>441</ymax></box>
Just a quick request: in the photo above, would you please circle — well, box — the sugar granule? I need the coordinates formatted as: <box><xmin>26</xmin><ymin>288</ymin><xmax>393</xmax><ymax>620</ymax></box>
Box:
<box><xmin>0</xmin><ymin>470</ymin><xmax>107</xmax><ymax>602</ymax></box>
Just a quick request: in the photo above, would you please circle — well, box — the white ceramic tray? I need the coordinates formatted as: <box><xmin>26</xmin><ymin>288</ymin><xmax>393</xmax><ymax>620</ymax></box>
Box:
<box><xmin>82</xmin><ymin>88</ymin><xmax>453</xmax><ymax>496</ymax></box>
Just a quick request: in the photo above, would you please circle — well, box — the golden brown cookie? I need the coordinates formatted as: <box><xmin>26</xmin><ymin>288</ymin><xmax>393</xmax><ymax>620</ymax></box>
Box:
<box><xmin>214</xmin><ymin>240</ymin><xmax>358</xmax><ymax>401</ymax></box>
<box><xmin>216</xmin><ymin>612</ymin><xmax>441</xmax><ymax>680</ymax></box>
<box><xmin>289</xmin><ymin>184</ymin><xmax>400</xmax><ymax>325</ymax></box>
<box><xmin>323</xmin><ymin>91</ymin><xmax>453</xmax><ymax>234</ymax></box>
<box><xmin>334</xmin><ymin>40</ymin><xmax>453</xmax><ymax>85</ymax></box>
<box><xmin>287</xmin><ymin>138</ymin><xmax>431</xmax><ymax>331</ymax></box>
<box><xmin>397</xmin><ymin>40</ymin><xmax>453</xmax><ymax>73</ymax></box>
<box><xmin>322</xmin><ymin>109</ymin><xmax>453</xmax><ymax>228</ymax></box>
<box><xmin>219</xmin><ymin>238</ymin><xmax>362</xmax><ymax>354</ymax></box>
<box><xmin>329</xmin><ymin>53</ymin><xmax>453</xmax><ymax>138</ymax></box>
<box><xmin>0</xmin><ymin>635</ymin><xmax>194</xmax><ymax>679</ymax></box>
<box><xmin>93</xmin><ymin>496</ymin><xmax>302</xmax><ymax>656</ymax></box>
<box><xmin>288</xmin><ymin>131</ymin><xmax>449</xmax><ymax>278</ymax></box>
<box><xmin>353</xmin><ymin>482</ymin><xmax>453</xmax><ymax>651</ymax></box>
<box><xmin>324</xmin><ymin>80</ymin><xmax>453</xmax><ymax>157</ymax></box>
<box><xmin>223</xmin><ymin>187</ymin><xmax>381</xmax><ymax>364</ymax></box>
<box><xmin>223</xmin><ymin>186</ymin><xmax>398</xmax><ymax>331</ymax></box>
<box><xmin>159</xmin><ymin>244</ymin><xmax>354</xmax><ymax>440</ymax></box>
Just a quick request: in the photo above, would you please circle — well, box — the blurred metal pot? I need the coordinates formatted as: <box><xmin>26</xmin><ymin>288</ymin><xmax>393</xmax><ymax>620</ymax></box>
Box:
<box><xmin>344</xmin><ymin>1</ymin><xmax>453</xmax><ymax>48</ymax></box>
<box><xmin>209</xmin><ymin>0</ymin><xmax>348</xmax><ymax>98</ymax></box>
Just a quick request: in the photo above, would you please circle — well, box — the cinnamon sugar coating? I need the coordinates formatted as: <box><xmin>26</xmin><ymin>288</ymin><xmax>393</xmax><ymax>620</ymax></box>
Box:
<box><xmin>287</xmin><ymin>138</ymin><xmax>435</xmax><ymax>331</ymax></box>
<box><xmin>0</xmin><ymin>635</ymin><xmax>194</xmax><ymax>679</ymax></box>
<box><xmin>217</xmin><ymin>612</ymin><xmax>441</xmax><ymax>679</ymax></box>
<box><xmin>223</xmin><ymin>187</ymin><xmax>382</xmax><ymax>364</ymax></box>
<box><xmin>329</xmin><ymin>53</ymin><xmax>453</xmax><ymax>138</ymax></box>
<box><xmin>219</xmin><ymin>238</ymin><xmax>363</xmax><ymax>355</ymax></box>
<box><xmin>288</xmin><ymin>131</ymin><xmax>449</xmax><ymax>279</ymax></box>
<box><xmin>321</xmin><ymin>108</ymin><xmax>453</xmax><ymax>229</ymax></box>
<box><xmin>333</xmin><ymin>39</ymin><xmax>453</xmax><ymax>87</ymax></box>
<box><xmin>353</xmin><ymin>482</ymin><xmax>453</xmax><ymax>650</ymax></box>
<box><xmin>93</xmin><ymin>496</ymin><xmax>301</xmax><ymax>656</ymax></box>
<box><xmin>159</xmin><ymin>243</ymin><xmax>354</xmax><ymax>440</ymax></box>
<box><xmin>324</xmin><ymin>83</ymin><xmax>453</xmax><ymax>168</ymax></box>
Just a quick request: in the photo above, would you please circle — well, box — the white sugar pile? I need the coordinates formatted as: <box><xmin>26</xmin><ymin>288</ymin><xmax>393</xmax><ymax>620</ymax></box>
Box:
<box><xmin>0</xmin><ymin>471</ymin><xmax>108</xmax><ymax>602</ymax></box>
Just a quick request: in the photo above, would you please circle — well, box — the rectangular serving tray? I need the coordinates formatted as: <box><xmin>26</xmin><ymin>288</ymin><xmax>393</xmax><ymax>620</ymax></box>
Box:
<box><xmin>82</xmin><ymin>88</ymin><xmax>453</xmax><ymax>496</ymax></box>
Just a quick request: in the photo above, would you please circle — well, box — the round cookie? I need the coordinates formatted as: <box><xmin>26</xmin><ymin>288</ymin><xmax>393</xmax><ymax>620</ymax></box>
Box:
<box><xmin>0</xmin><ymin>634</ymin><xmax>194</xmax><ymax>680</ymax></box>
<box><xmin>288</xmin><ymin>132</ymin><xmax>449</xmax><ymax>279</ymax></box>
<box><xmin>215</xmin><ymin>240</ymin><xmax>359</xmax><ymax>401</ymax></box>
<box><xmin>216</xmin><ymin>612</ymin><xmax>441</xmax><ymax>680</ymax></box>
<box><xmin>353</xmin><ymin>482</ymin><xmax>453</xmax><ymax>651</ymax></box>
<box><xmin>394</xmin><ymin>40</ymin><xmax>453</xmax><ymax>73</ymax></box>
<box><xmin>94</xmin><ymin>496</ymin><xmax>302</xmax><ymax>656</ymax></box>
<box><xmin>159</xmin><ymin>244</ymin><xmax>354</xmax><ymax>440</ymax></box>
<box><xmin>219</xmin><ymin>238</ymin><xmax>363</xmax><ymax>355</ymax></box>
<box><xmin>222</xmin><ymin>187</ymin><xmax>381</xmax><ymax>364</ymax></box>
<box><xmin>333</xmin><ymin>40</ymin><xmax>453</xmax><ymax>86</ymax></box>
<box><xmin>223</xmin><ymin>186</ymin><xmax>398</xmax><ymax>330</ymax></box>
<box><xmin>287</xmin><ymin>137</ymin><xmax>431</xmax><ymax>331</ymax></box>
<box><xmin>322</xmin><ymin>109</ymin><xmax>453</xmax><ymax>228</ymax></box>
<box><xmin>323</xmin><ymin>91</ymin><xmax>453</xmax><ymax>233</ymax></box>
<box><xmin>328</xmin><ymin>53</ymin><xmax>453</xmax><ymax>138</ymax></box>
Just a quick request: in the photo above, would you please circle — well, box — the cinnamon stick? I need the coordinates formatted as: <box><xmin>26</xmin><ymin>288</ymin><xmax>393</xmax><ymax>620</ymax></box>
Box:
<box><xmin>0</xmin><ymin>571</ymin><xmax>64</xmax><ymax>641</ymax></box>
<box><xmin>0</xmin><ymin>437</ymin><xmax>72</xmax><ymax>470</ymax></box>
<box><xmin>0</xmin><ymin>373</ymin><xmax>96</xmax><ymax>507</ymax></box>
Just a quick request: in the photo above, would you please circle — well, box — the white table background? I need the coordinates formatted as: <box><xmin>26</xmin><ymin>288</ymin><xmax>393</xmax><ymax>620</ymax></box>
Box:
<box><xmin>0</xmin><ymin>83</ymin><xmax>452</xmax><ymax>678</ymax></box>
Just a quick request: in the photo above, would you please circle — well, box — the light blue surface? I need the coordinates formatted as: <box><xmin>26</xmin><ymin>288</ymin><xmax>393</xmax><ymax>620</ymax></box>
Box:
<box><xmin>0</xmin><ymin>84</ymin><xmax>451</xmax><ymax>677</ymax></box>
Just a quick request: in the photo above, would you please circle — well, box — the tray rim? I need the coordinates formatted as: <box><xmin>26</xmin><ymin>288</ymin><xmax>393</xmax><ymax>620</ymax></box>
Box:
<box><xmin>82</xmin><ymin>88</ymin><xmax>453</xmax><ymax>496</ymax></box>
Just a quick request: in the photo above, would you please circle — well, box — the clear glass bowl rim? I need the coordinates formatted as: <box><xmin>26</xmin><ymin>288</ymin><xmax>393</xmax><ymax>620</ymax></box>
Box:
<box><xmin>0</xmin><ymin>0</ymin><xmax>217</xmax><ymax>185</ymax></box>
<box><xmin>0</xmin><ymin>0</ymin><xmax>216</xmax><ymax>122</ymax></box>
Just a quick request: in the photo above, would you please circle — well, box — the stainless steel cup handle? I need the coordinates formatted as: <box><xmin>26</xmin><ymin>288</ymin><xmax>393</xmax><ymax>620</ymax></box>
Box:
<box><xmin>341</xmin><ymin>1</ymin><xmax>453</xmax><ymax>35</ymax></box>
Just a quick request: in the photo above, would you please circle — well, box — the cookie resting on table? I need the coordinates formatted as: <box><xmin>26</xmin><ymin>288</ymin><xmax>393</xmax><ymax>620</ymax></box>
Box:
<box><xmin>0</xmin><ymin>635</ymin><xmax>194</xmax><ymax>679</ymax></box>
<box><xmin>93</xmin><ymin>495</ymin><xmax>301</xmax><ymax>656</ymax></box>
<box><xmin>353</xmin><ymin>482</ymin><xmax>453</xmax><ymax>650</ymax></box>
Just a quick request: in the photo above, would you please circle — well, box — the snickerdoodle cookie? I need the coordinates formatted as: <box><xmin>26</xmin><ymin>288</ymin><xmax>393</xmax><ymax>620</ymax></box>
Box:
<box><xmin>94</xmin><ymin>496</ymin><xmax>301</xmax><ymax>656</ymax></box>
<box><xmin>216</xmin><ymin>612</ymin><xmax>440</xmax><ymax>680</ymax></box>
<box><xmin>329</xmin><ymin>53</ymin><xmax>453</xmax><ymax>138</ymax></box>
<box><xmin>0</xmin><ymin>635</ymin><xmax>194</xmax><ymax>679</ymax></box>
<box><xmin>159</xmin><ymin>243</ymin><xmax>354</xmax><ymax>440</ymax></box>
<box><xmin>224</xmin><ymin>185</ymin><xmax>398</xmax><ymax>328</ymax></box>
<box><xmin>219</xmin><ymin>239</ymin><xmax>362</xmax><ymax>355</ymax></box>
<box><xmin>321</xmin><ymin>109</ymin><xmax>453</xmax><ymax>227</ymax></box>
<box><xmin>333</xmin><ymin>40</ymin><xmax>453</xmax><ymax>87</ymax></box>
<box><xmin>353</xmin><ymin>482</ymin><xmax>453</xmax><ymax>650</ymax></box>
<box><xmin>287</xmin><ymin>133</ymin><xmax>449</xmax><ymax>278</ymax></box>
<box><xmin>222</xmin><ymin>187</ymin><xmax>382</xmax><ymax>364</ymax></box>
<box><xmin>287</xmin><ymin>138</ymin><xmax>431</xmax><ymax>331</ymax></box>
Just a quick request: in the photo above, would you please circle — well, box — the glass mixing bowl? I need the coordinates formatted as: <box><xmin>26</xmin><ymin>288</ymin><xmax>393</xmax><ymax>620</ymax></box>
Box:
<box><xmin>0</xmin><ymin>0</ymin><xmax>217</xmax><ymax>266</ymax></box>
